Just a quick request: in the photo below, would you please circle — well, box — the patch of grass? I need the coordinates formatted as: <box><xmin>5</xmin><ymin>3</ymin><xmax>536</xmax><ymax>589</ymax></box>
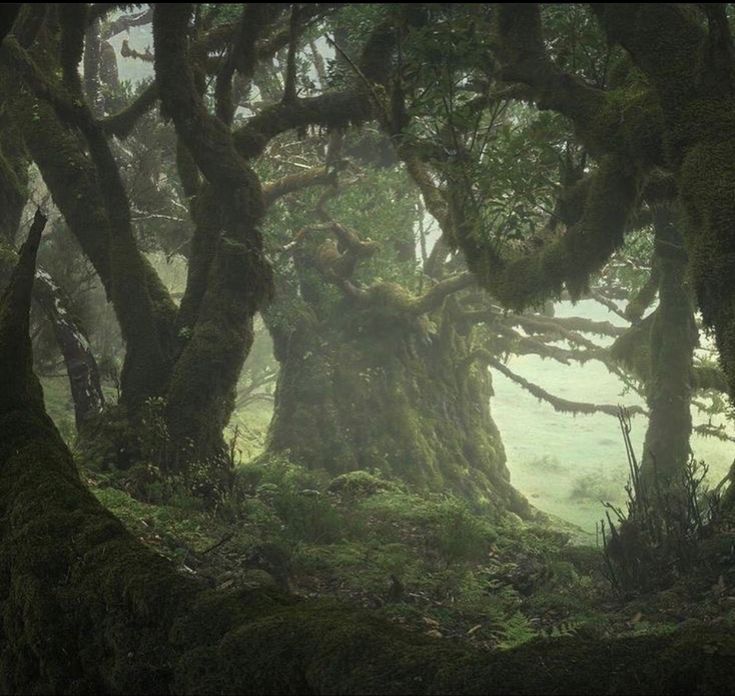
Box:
<box><xmin>569</xmin><ymin>470</ymin><xmax>626</xmax><ymax>502</ymax></box>
<box><xmin>41</xmin><ymin>377</ymin><xmax>76</xmax><ymax>445</ymax></box>
<box><xmin>91</xmin><ymin>484</ymin><xmax>219</xmax><ymax>554</ymax></box>
<box><xmin>527</xmin><ymin>454</ymin><xmax>567</xmax><ymax>474</ymax></box>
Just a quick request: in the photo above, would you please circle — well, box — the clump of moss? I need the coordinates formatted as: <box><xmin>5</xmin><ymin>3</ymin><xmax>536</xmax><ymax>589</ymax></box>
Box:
<box><xmin>327</xmin><ymin>469</ymin><xmax>397</xmax><ymax>498</ymax></box>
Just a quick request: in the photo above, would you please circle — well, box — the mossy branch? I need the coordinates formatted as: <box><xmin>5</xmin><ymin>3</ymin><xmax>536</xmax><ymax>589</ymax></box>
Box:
<box><xmin>262</xmin><ymin>166</ymin><xmax>334</xmax><ymax>209</ymax></box>
<box><xmin>409</xmin><ymin>272</ymin><xmax>475</xmax><ymax>314</ymax></box>
<box><xmin>99</xmin><ymin>82</ymin><xmax>159</xmax><ymax>138</ymax></box>
<box><xmin>494</xmin><ymin>4</ymin><xmax>664</xmax><ymax>166</ymax></box>
<box><xmin>509</xmin><ymin>312</ymin><xmax>626</xmax><ymax>339</ymax></box>
<box><xmin>692</xmin><ymin>364</ymin><xmax>729</xmax><ymax>394</ymax></box>
<box><xmin>455</xmin><ymin>157</ymin><xmax>639</xmax><ymax>311</ymax></box>
<box><xmin>232</xmin><ymin>17</ymin><xmax>397</xmax><ymax>160</ymax></box>
<box><xmin>489</xmin><ymin>355</ymin><xmax>647</xmax><ymax>418</ymax></box>
<box><xmin>214</xmin><ymin>4</ymin><xmax>284</xmax><ymax>125</ymax></box>
<box><xmin>588</xmin><ymin>288</ymin><xmax>629</xmax><ymax>322</ymax></box>
<box><xmin>59</xmin><ymin>3</ymin><xmax>86</xmax><ymax>94</ymax></box>
<box><xmin>491</xmin><ymin>325</ymin><xmax>601</xmax><ymax>366</ymax></box>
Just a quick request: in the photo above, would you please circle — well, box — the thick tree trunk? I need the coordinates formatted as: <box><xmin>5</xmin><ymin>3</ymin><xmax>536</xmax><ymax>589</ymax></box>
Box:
<box><xmin>267</xmin><ymin>299</ymin><xmax>529</xmax><ymax>516</ymax></box>
<box><xmin>591</xmin><ymin>4</ymin><xmax>735</xmax><ymax>511</ymax></box>
<box><xmin>0</xmin><ymin>9</ymin><xmax>240</xmax><ymax>481</ymax></box>
<box><xmin>0</xmin><ymin>11</ymin><xmax>251</xmax><ymax>489</ymax></box>
<box><xmin>2</xmin><ymin>218</ymin><xmax>735</xmax><ymax>696</ymax></box>
<box><xmin>153</xmin><ymin>5</ymin><xmax>273</xmax><ymax>474</ymax></box>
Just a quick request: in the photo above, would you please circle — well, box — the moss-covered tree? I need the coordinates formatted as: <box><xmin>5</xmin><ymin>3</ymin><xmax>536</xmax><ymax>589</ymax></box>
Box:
<box><xmin>262</xmin><ymin>157</ymin><xmax>526</xmax><ymax>510</ymax></box>
<box><xmin>260</xmin><ymin>136</ymin><xmax>662</xmax><ymax>514</ymax></box>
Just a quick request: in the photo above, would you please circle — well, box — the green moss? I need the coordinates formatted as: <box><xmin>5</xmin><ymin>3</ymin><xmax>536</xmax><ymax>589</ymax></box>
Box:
<box><xmin>459</xmin><ymin>157</ymin><xmax>637</xmax><ymax>313</ymax></box>
<box><xmin>327</xmin><ymin>470</ymin><xmax>397</xmax><ymax>497</ymax></box>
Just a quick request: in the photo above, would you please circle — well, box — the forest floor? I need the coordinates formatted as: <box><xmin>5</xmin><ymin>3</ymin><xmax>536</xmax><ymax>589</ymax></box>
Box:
<box><xmin>44</xmin><ymin>378</ymin><xmax>735</xmax><ymax>654</ymax></box>
<box><xmin>83</xmin><ymin>454</ymin><xmax>735</xmax><ymax>653</ymax></box>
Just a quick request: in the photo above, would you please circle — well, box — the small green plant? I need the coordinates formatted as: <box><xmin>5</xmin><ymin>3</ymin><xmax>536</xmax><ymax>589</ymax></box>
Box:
<box><xmin>431</xmin><ymin>499</ymin><xmax>491</xmax><ymax>567</ymax></box>
<box><xmin>327</xmin><ymin>469</ymin><xmax>395</xmax><ymax>498</ymax></box>
<box><xmin>274</xmin><ymin>490</ymin><xmax>346</xmax><ymax>544</ymax></box>
<box><xmin>599</xmin><ymin>408</ymin><xmax>724</xmax><ymax>594</ymax></box>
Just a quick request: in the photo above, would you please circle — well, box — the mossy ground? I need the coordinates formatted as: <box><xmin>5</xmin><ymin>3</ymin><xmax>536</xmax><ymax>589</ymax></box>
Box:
<box><xmin>41</xmin><ymin>377</ymin><xmax>735</xmax><ymax>657</ymax></box>
<box><xmin>9</xmin><ymin>374</ymin><xmax>730</xmax><ymax>693</ymax></box>
<box><xmin>83</xmin><ymin>445</ymin><xmax>735</xmax><ymax>655</ymax></box>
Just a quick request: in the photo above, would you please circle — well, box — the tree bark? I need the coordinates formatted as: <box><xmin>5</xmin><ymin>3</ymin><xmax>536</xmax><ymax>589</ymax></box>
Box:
<box><xmin>639</xmin><ymin>207</ymin><xmax>697</xmax><ymax>494</ymax></box>
<box><xmin>153</xmin><ymin>4</ymin><xmax>274</xmax><ymax>471</ymax></box>
<box><xmin>32</xmin><ymin>266</ymin><xmax>105</xmax><ymax>428</ymax></box>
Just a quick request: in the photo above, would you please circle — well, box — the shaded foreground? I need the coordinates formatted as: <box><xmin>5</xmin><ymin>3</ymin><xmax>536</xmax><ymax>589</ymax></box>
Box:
<box><xmin>1</xmin><ymin>222</ymin><xmax>734</xmax><ymax>694</ymax></box>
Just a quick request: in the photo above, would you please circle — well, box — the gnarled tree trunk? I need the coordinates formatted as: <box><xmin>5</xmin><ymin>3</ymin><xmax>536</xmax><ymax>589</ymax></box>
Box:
<box><xmin>267</xmin><ymin>294</ymin><xmax>529</xmax><ymax>516</ymax></box>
